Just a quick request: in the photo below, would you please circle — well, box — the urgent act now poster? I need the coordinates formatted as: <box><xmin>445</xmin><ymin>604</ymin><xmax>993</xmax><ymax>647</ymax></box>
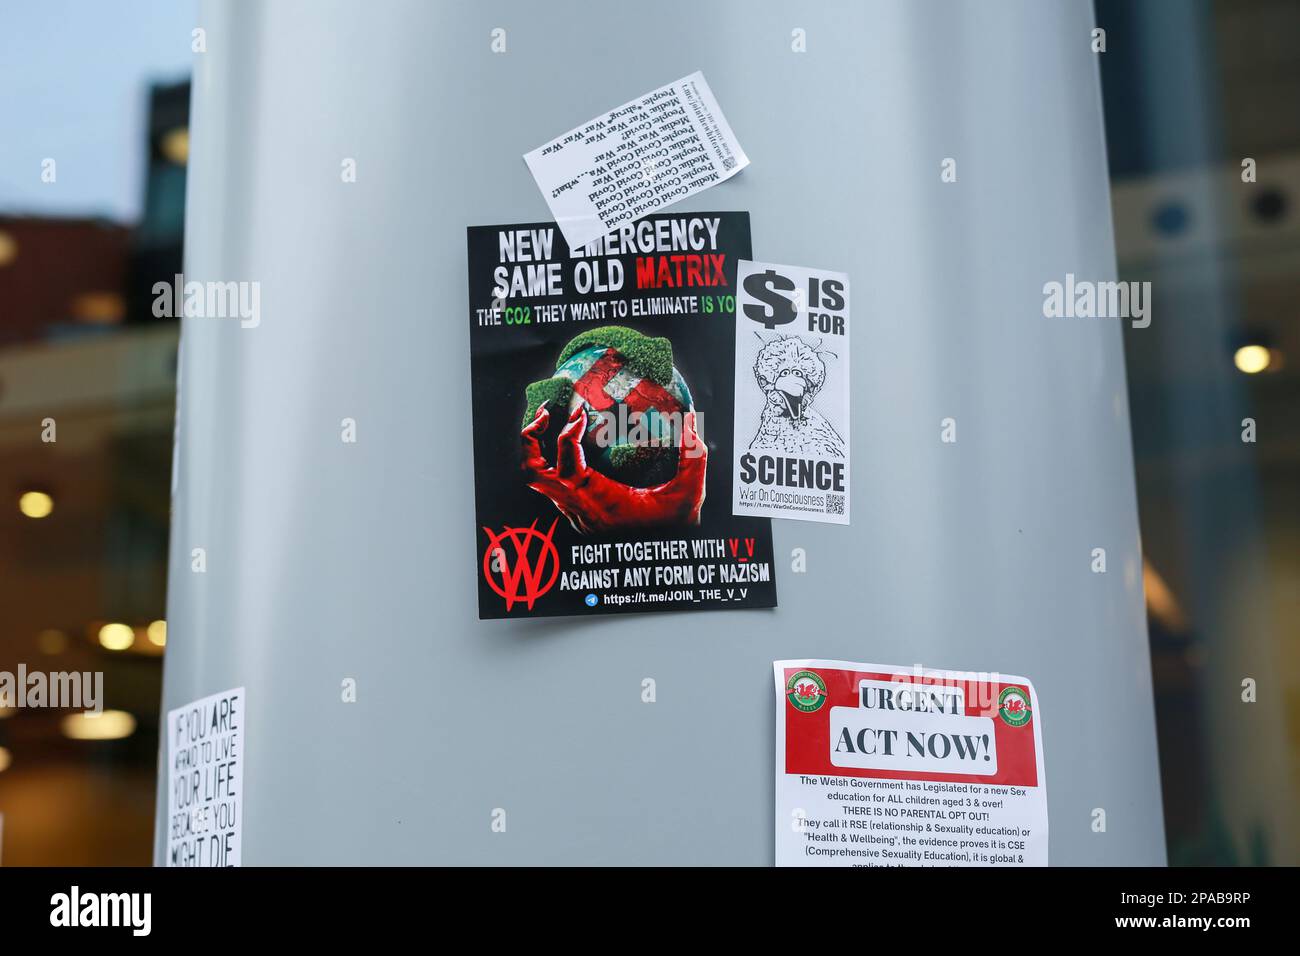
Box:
<box><xmin>773</xmin><ymin>660</ymin><xmax>1048</xmax><ymax>867</ymax></box>
<box><xmin>466</xmin><ymin>212</ymin><xmax>776</xmax><ymax>619</ymax></box>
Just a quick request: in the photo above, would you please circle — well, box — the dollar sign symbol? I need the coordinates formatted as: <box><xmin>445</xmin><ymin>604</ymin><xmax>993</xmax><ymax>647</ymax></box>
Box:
<box><xmin>742</xmin><ymin>269</ymin><xmax>798</xmax><ymax>330</ymax></box>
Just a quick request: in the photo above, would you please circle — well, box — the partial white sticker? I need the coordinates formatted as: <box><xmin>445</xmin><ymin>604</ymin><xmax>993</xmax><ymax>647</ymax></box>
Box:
<box><xmin>166</xmin><ymin>686</ymin><xmax>244</xmax><ymax>866</ymax></box>
<box><xmin>523</xmin><ymin>71</ymin><xmax>748</xmax><ymax>251</ymax></box>
<box><xmin>774</xmin><ymin>661</ymin><xmax>1048</xmax><ymax>866</ymax></box>
<box><xmin>734</xmin><ymin>261</ymin><xmax>850</xmax><ymax>524</ymax></box>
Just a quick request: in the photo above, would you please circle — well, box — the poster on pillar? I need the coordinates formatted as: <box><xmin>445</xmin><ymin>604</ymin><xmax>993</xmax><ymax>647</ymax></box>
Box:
<box><xmin>467</xmin><ymin>212</ymin><xmax>777</xmax><ymax>619</ymax></box>
<box><xmin>773</xmin><ymin>661</ymin><xmax>1047</xmax><ymax>867</ymax></box>
<box><xmin>166</xmin><ymin>687</ymin><xmax>244</xmax><ymax>867</ymax></box>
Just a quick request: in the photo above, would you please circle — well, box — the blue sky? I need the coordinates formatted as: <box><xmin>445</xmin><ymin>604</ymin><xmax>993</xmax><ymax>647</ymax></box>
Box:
<box><xmin>0</xmin><ymin>0</ymin><xmax>198</xmax><ymax>221</ymax></box>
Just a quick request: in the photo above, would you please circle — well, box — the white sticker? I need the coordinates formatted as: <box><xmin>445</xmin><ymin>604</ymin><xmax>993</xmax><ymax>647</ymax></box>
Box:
<box><xmin>523</xmin><ymin>71</ymin><xmax>748</xmax><ymax>251</ymax></box>
<box><xmin>166</xmin><ymin>686</ymin><xmax>244</xmax><ymax>867</ymax></box>
<box><xmin>734</xmin><ymin>261</ymin><xmax>850</xmax><ymax>524</ymax></box>
<box><xmin>774</xmin><ymin>661</ymin><xmax>1048</xmax><ymax>867</ymax></box>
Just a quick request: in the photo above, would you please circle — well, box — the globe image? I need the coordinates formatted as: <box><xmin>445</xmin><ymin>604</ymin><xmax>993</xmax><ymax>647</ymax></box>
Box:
<box><xmin>523</xmin><ymin>326</ymin><xmax>694</xmax><ymax>488</ymax></box>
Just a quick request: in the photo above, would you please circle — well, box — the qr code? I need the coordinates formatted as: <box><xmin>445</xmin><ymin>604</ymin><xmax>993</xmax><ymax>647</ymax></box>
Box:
<box><xmin>722</xmin><ymin>155</ymin><xmax>736</xmax><ymax>171</ymax></box>
<box><xmin>826</xmin><ymin>493</ymin><xmax>845</xmax><ymax>515</ymax></box>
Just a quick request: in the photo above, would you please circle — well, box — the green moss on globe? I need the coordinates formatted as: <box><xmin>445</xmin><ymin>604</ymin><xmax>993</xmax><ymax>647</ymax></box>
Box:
<box><xmin>523</xmin><ymin>326</ymin><xmax>693</xmax><ymax>489</ymax></box>
<box><xmin>555</xmin><ymin>326</ymin><xmax>674</xmax><ymax>387</ymax></box>
<box><xmin>523</xmin><ymin>377</ymin><xmax>574</xmax><ymax>427</ymax></box>
<box><xmin>606</xmin><ymin>443</ymin><xmax>678</xmax><ymax>487</ymax></box>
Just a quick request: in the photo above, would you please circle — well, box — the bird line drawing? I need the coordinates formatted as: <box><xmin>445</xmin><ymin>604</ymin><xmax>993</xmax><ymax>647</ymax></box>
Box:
<box><xmin>748</xmin><ymin>334</ymin><xmax>845</xmax><ymax>458</ymax></box>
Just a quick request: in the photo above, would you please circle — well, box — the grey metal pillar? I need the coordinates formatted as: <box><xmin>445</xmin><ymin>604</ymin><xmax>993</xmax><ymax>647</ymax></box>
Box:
<box><xmin>156</xmin><ymin>0</ymin><xmax>1165</xmax><ymax>865</ymax></box>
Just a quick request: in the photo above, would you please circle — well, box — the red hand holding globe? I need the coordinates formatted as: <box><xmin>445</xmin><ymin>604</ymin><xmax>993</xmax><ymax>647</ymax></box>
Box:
<box><xmin>521</xmin><ymin>402</ymin><xmax>707</xmax><ymax>534</ymax></box>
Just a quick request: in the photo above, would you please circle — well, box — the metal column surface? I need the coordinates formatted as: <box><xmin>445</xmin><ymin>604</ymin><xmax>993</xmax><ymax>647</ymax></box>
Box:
<box><xmin>156</xmin><ymin>0</ymin><xmax>1166</xmax><ymax>865</ymax></box>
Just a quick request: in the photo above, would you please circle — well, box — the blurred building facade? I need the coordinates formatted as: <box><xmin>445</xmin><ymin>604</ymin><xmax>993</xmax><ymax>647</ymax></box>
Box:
<box><xmin>1100</xmin><ymin>0</ymin><xmax>1300</xmax><ymax>863</ymax></box>
<box><xmin>0</xmin><ymin>79</ymin><xmax>186</xmax><ymax>865</ymax></box>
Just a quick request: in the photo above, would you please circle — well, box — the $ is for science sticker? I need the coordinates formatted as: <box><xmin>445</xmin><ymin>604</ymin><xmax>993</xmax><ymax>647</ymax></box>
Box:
<box><xmin>733</xmin><ymin>261</ymin><xmax>850</xmax><ymax>525</ymax></box>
